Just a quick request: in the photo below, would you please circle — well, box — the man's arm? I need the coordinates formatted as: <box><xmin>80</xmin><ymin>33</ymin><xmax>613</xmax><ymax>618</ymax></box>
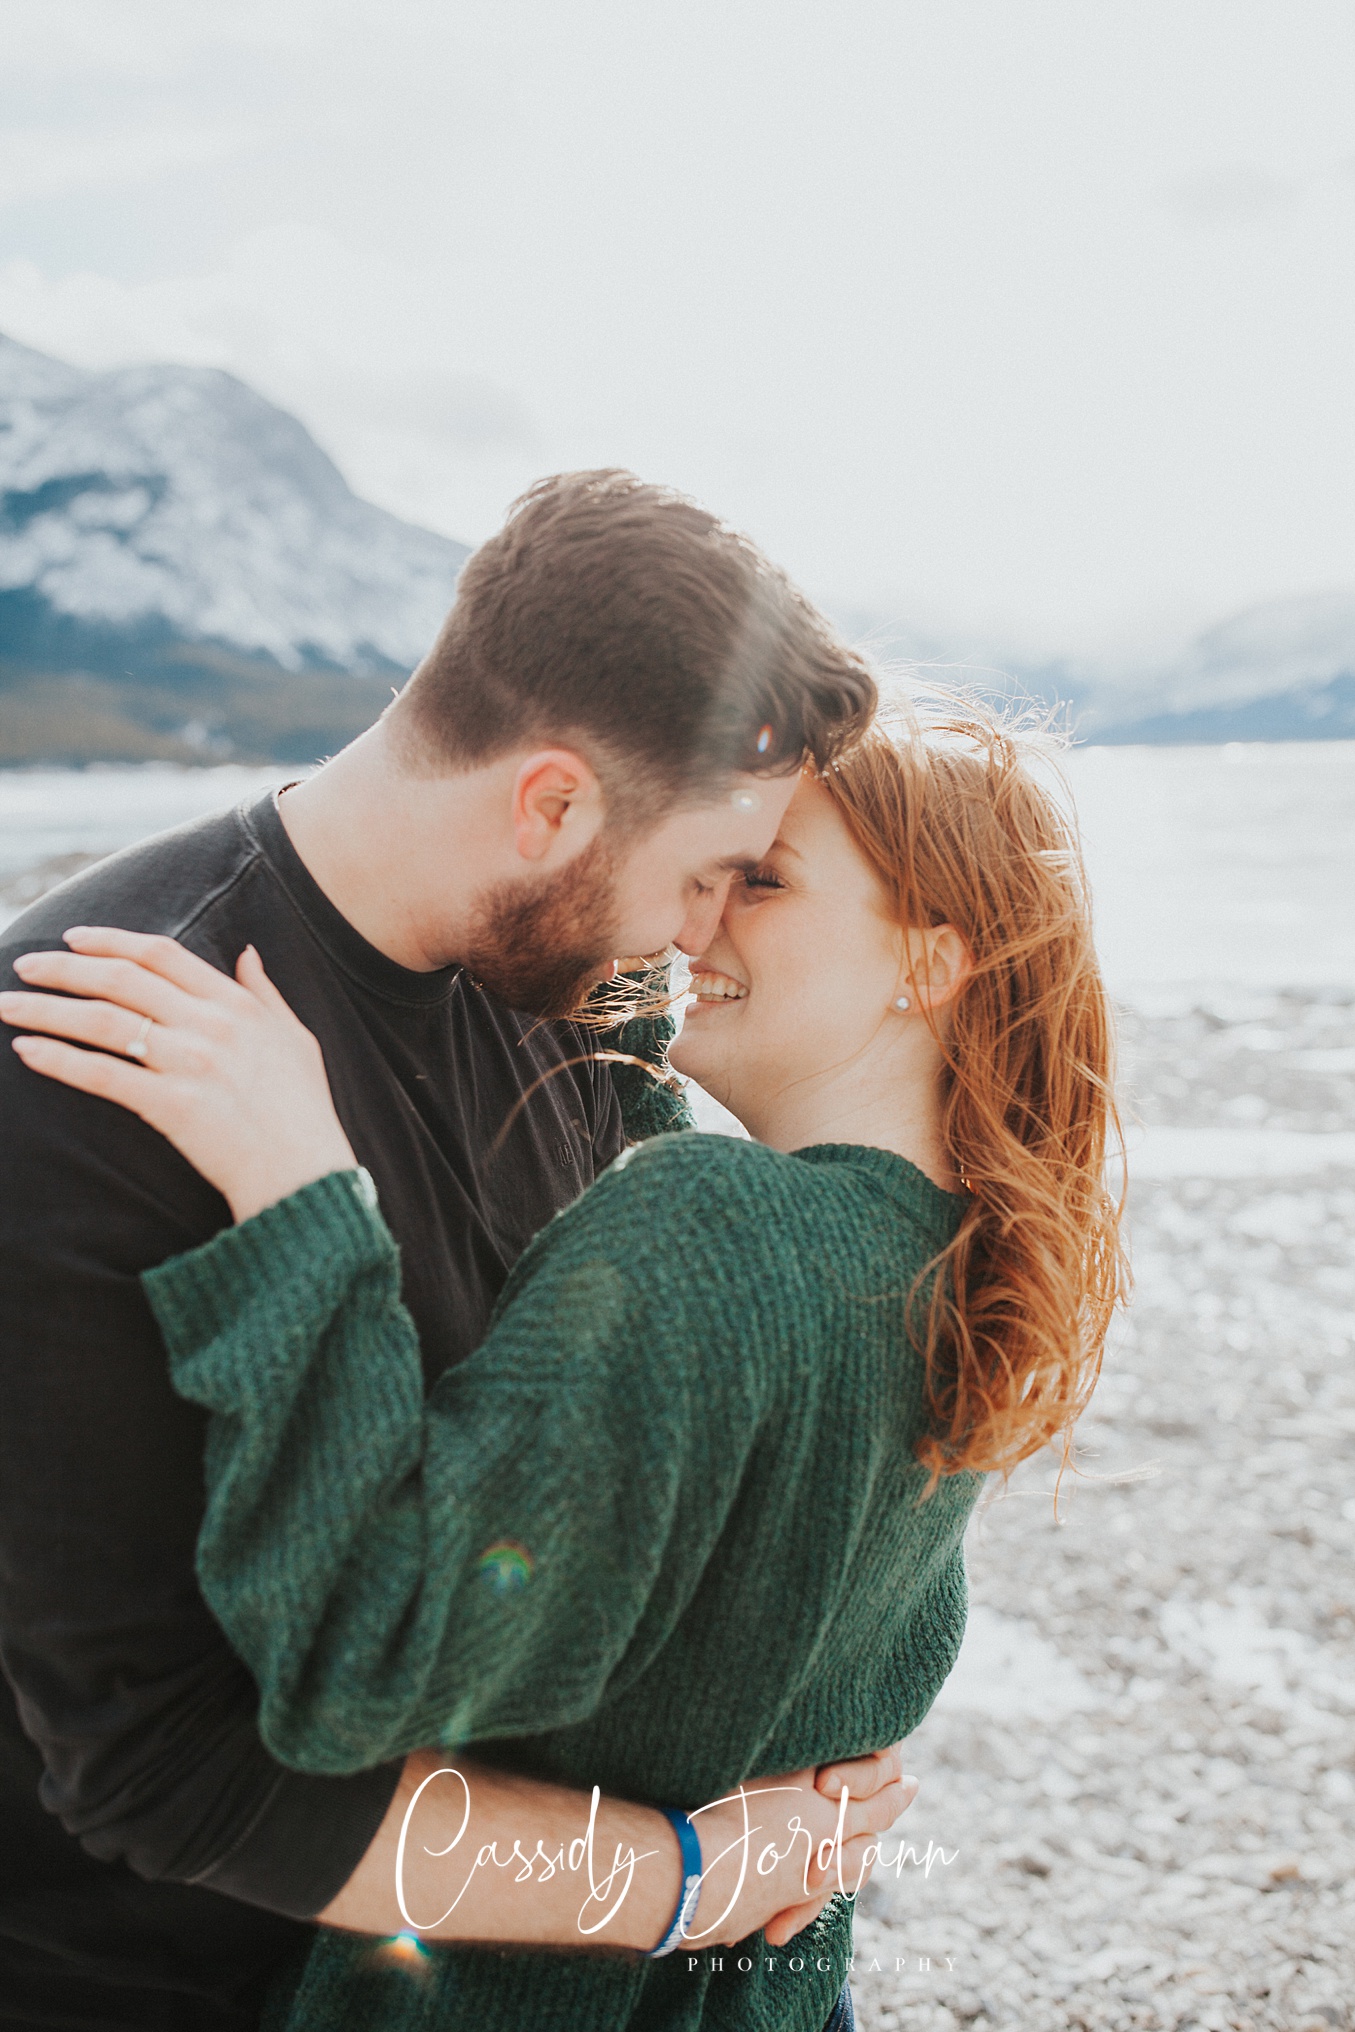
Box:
<box><xmin>322</xmin><ymin>1747</ymin><xmax>914</xmax><ymax>1953</ymax></box>
<box><xmin>0</xmin><ymin>996</ymin><xmax>400</xmax><ymax>1919</ymax></box>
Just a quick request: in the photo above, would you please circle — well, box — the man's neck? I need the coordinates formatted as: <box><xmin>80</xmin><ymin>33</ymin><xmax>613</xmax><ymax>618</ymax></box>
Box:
<box><xmin>276</xmin><ymin>722</ymin><xmax>482</xmax><ymax>973</ymax></box>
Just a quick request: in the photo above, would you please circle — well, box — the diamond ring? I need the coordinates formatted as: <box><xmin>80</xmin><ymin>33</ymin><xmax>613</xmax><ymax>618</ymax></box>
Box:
<box><xmin>125</xmin><ymin>1014</ymin><xmax>154</xmax><ymax>1061</ymax></box>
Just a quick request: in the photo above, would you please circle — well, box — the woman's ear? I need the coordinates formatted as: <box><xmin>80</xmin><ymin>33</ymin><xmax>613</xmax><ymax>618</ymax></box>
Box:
<box><xmin>899</xmin><ymin>924</ymin><xmax>971</xmax><ymax>1012</ymax></box>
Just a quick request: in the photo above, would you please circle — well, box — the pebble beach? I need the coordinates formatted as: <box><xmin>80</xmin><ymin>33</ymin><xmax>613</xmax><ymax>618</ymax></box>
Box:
<box><xmin>851</xmin><ymin>990</ymin><xmax>1355</xmax><ymax>2032</ymax></box>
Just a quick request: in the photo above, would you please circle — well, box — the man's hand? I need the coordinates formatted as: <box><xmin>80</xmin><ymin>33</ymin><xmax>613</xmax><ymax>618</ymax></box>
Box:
<box><xmin>767</xmin><ymin>1745</ymin><xmax>916</xmax><ymax>1946</ymax></box>
<box><xmin>689</xmin><ymin>1744</ymin><xmax>917</xmax><ymax>1949</ymax></box>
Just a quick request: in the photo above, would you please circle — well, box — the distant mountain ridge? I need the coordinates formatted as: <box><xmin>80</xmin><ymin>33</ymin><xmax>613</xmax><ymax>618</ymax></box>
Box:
<box><xmin>1083</xmin><ymin>591</ymin><xmax>1355</xmax><ymax>743</ymax></box>
<box><xmin>2</xmin><ymin>330</ymin><xmax>1352</xmax><ymax>760</ymax></box>
<box><xmin>848</xmin><ymin>597</ymin><xmax>1355</xmax><ymax>745</ymax></box>
<box><xmin>0</xmin><ymin>331</ymin><xmax>468</xmax><ymax>672</ymax></box>
<box><xmin>0</xmin><ymin>331</ymin><xmax>469</xmax><ymax>762</ymax></box>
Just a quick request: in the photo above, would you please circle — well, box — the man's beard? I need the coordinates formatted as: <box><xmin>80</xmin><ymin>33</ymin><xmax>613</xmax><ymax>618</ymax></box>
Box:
<box><xmin>458</xmin><ymin>832</ymin><xmax>621</xmax><ymax>1019</ymax></box>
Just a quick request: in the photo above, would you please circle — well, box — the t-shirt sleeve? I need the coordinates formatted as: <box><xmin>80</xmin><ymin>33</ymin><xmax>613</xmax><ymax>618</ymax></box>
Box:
<box><xmin>143</xmin><ymin>1151</ymin><xmax>768</xmax><ymax>1776</ymax></box>
<box><xmin>0</xmin><ymin>967</ymin><xmax>400</xmax><ymax>1919</ymax></box>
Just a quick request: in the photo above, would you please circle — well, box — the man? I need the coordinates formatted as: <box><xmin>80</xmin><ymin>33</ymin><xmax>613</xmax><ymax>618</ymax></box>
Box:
<box><xmin>0</xmin><ymin>471</ymin><xmax>881</xmax><ymax>2028</ymax></box>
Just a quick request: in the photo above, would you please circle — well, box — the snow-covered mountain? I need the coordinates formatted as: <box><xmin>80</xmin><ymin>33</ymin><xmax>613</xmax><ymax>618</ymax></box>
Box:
<box><xmin>845</xmin><ymin>593</ymin><xmax>1355</xmax><ymax>745</ymax></box>
<box><xmin>1083</xmin><ymin>591</ymin><xmax>1355</xmax><ymax>742</ymax></box>
<box><xmin>2</xmin><ymin>329</ymin><xmax>1351</xmax><ymax>756</ymax></box>
<box><xmin>0</xmin><ymin>331</ymin><xmax>469</xmax><ymax>677</ymax></box>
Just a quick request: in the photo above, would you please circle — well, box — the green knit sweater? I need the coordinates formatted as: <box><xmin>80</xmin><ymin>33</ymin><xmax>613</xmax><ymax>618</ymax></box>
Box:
<box><xmin>145</xmin><ymin>1135</ymin><xmax>982</xmax><ymax>2032</ymax></box>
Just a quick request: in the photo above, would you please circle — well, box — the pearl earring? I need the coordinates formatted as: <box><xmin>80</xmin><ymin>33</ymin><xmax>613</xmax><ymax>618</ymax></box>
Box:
<box><xmin>893</xmin><ymin>995</ymin><xmax>911</xmax><ymax>1011</ymax></box>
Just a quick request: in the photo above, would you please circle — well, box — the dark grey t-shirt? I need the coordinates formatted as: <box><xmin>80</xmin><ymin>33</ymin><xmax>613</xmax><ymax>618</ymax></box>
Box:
<box><xmin>0</xmin><ymin>792</ymin><xmax>627</xmax><ymax>2026</ymax></box>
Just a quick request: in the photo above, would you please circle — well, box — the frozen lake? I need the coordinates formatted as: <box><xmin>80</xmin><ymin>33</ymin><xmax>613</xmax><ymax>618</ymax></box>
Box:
<box><xmin>1063</xmin><ymin>740</ymin><xmax>1354</xmax><ymax>1000</ymax></box>
<box><xmin>0</xmin><ymin>764</ymin><xmax>293</xmax><ymax>889</ymax></box>
<box><xmin>1</xmin><ymin>742</ymin><xmax>1352</xmax><ymax>993</ymax></box>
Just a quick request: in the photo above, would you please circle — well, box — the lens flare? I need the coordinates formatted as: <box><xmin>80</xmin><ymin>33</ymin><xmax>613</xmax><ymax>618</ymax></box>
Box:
<box><xmin>477</xmin><ymin>1541</ymin><xmax>534</xmax><ymax>1594</ymax></box>
<box><xmin>368</xmin><ymin>1931</ymin><xmax>430</xmax><ymax>1975</ymax></box>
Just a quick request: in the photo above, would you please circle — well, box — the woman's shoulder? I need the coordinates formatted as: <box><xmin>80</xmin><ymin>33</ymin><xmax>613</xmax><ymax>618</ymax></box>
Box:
<box><xmin>597</xmin><ymin>1132</ymin><xmax>961</xmax><ymax>1240</ymax></box>
<box><xmin>602</xmin><ymin>1128</ymin><xmax>806</xmax><ymax>1208</ymax></box>
<box><xmin>486</xmin><ymin>1135</ymin><xmax>812</xmax><ymax>1384</ymax></box>
<box><xmin>543</xmin><ymin>1131</ymin><xmax>813</xmax><ymax>1274</ymax></box>
<box><xmin>523</xmin><ymin>1133</ymin><xmax>959</xmax><ymax>1316</ymax></box>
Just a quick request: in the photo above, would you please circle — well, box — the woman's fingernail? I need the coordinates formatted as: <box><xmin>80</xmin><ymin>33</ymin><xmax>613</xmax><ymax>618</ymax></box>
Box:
<box><xmin>64</xmin><ymin>926</ymin><xmax>90</xmax><ymax>938</ymax></box>
<box><xmin>11</xmin><ymin>954</ymin><xmax>36</xmax><ymax>975</ymax></box>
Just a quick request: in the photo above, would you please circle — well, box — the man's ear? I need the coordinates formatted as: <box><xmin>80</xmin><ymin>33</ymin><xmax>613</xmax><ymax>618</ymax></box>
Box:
<box><xmin>511</xmin><ymin>749</ymin><xmax>605</xmax><ymax>864</ymax></box>
<box><xmin>899</xmin><ymin>924</ymin><xmax>971</xmax><ymax>1011</ymax></box>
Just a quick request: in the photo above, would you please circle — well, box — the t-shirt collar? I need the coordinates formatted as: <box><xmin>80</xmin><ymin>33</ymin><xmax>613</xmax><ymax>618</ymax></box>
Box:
<box><xmin>238</xmin><ymin>790</ymin><xmax>465</xmax><ymax>1009</ymax></box>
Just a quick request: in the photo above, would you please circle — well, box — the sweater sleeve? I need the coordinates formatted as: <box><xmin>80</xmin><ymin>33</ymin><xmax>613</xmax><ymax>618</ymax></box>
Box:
<box><xmin>608</xmin><ymin>1007</ymin><xmax>695</xmax><ymax>1141</ymax></box>
<box><xmin>591</xmin><ymin>963</ymin><xmax>696</xmax><ymax>1142</ymax></box>
<box><xmin>142</xmin><ymin>1152</ymin><xmax>765</xmax><ymax>1777</ymax></box>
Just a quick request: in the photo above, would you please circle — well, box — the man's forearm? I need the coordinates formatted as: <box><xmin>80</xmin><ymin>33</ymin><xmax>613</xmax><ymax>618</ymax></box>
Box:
<box><xmin>320</xmin><ymin>1743</ymin><xmax>913</xmax><ymax>1957</ymax></box>
<box><xmin>320</xmin><ymin>1750</ymin><xmax>679</xmax><ymax>1953</ymax></box>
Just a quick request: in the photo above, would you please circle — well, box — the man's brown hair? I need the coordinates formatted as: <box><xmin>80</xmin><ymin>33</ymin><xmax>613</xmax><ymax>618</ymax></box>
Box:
<box><xmin>392</xmin><ymin>470</ymin><xmax>876</xmax><ymax>825</ymax></box>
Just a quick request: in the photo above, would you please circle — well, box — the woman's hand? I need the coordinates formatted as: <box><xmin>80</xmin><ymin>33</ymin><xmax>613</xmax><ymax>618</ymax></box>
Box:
<box><xmin>0</xmin><ymin>926</ymin><xmax>357</xmax><ymax>1224</ymax></box>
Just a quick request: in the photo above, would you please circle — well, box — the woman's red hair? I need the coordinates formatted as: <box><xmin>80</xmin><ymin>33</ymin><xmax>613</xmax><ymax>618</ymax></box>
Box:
<box><xmin>821</xmin><ymin>700</ymin><xmax>1129</xmax><ymax>1482</ymax></box>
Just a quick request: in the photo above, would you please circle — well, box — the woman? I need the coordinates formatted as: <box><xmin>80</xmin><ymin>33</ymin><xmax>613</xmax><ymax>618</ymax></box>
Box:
<box><xmin>2</xmin><ymin>704</ymin><xmax>1125</xmax><ymax>2032</ymax></box>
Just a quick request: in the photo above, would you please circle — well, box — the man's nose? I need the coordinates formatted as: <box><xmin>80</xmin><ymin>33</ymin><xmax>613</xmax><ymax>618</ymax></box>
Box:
<box><xmin>673</xmin><ymin>879</ymin><xmax>731</xmax><ymax>958</ymax></box>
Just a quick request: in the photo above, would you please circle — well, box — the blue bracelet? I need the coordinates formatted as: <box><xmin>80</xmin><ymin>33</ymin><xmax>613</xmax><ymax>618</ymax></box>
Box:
<box><xmin>646</xmin><ymin>1807</ymin><xmax>703</xmax><ymax>1958</ymax></box>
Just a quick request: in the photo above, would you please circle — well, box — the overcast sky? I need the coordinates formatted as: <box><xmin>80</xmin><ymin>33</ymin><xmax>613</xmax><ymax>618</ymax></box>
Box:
<box><xmin>3</xmin><ymin>0</ymin><xmax>1353</xmax><ymax>662</ymax></box>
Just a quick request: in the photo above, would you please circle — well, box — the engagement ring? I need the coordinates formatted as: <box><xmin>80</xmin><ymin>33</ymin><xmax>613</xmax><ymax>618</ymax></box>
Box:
<box><xmin>125</xmin><ymin>1015</ymin><xmax>154</xmax><ymax>1061</ymax></box>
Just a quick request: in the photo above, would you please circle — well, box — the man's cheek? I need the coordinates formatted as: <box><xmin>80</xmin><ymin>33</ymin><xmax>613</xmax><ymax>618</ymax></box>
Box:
<box><xmin>627</xmin><ymin>911</ymin><xmax>682</xmax><ymax>955</ymax></box>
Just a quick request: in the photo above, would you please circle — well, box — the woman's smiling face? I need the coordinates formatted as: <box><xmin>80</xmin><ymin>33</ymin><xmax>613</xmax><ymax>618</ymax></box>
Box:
<box><xmin>669</xmin><ymin>773</ymin><xmax>907</xmax><ymax>1135</ymax></box>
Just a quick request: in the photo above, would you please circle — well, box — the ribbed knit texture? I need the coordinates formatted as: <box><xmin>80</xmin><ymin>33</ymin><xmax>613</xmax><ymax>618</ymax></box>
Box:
<box><xmin>145</xmin><ymin>1137</ymin><xmax>982</xmax><ymax>2032</ymax></box>
<box><xmin>598</xmin><ymin>992</ymin><xmax>695</xmax><ymax>1142</ymax></box>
